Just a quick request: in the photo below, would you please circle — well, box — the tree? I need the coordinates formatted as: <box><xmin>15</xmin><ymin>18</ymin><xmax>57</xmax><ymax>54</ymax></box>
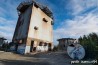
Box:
<box><xmin>78</xmin><ymin>33</ymin><xmax>98</xmax><ymax>59</ymax></box>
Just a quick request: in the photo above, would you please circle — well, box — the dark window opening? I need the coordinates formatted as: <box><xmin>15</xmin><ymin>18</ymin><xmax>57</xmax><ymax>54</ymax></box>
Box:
<box><xmin>39</xmin><ymin>42</ymin><xmax>43</xmax><ymax>46</ymax></box>
<box><xmin>48</xmin><ymin>43</ymin><xmax>51</xmax><ymax>51</ymax></box>
<box><xmin>69</xmin><ymin>44</ymin><xmax>75</xmax><ymax>47</ymax></box>
<box><xmin>30</xmin><ymin>41</ymin><xmax>34</xmax><ymax>52</ymax></box>
<box><xmin>34</xmin><ymin>26</ymin><xmax>38</xmax><ymax>30</ymax></box>
<box><xmin>64</xmin><ymin>45</ymin><xmax>65</xmax><ymax>47</ymax></box>
<box><xmin>43</xmin><ymin>18</ymin><xmax>48</xmax><ymax>22</ymax></box>
<box><xmin>33</xmin><ymin>47</ymin><xmax>36</xmax><ymax>51</ymax></box>
<box><xmin>44</xmin><ymin>43</ymin><xmax>47</xmax><ymax>46</ymax></box>
<box><xmin>48</xmin><ymin>43</ymin><xmax>51</xmax><ymax>47</ymax></box>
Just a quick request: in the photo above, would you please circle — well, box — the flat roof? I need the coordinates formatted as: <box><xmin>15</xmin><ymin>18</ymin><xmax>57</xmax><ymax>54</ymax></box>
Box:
<box><xmin>57</xmin><ymin>38</ymin><xmax>76</xmax><ymax>41</ymax></box>
<box><xmin>17</xmin><ymin>1</ymin><xmax>53</xmax><ymax>18</ymax></box>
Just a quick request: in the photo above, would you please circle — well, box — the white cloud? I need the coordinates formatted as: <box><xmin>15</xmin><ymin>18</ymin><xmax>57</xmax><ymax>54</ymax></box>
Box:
<box><xmin>0</xmin><ymin>31</ymin><xmax>13</xmax><ymax>41</ymax></box>
<box><xmin>53</xmin><ymin>0</ymin><xmax>98</xmax><ymax>45</ymax></box>
<box><xmin>0</xmin><ymin>17</ymin><xmax>16</xmax><ymax>42</ymax></box>
<box><xmin>0</xmin><ymin>0</ymin><xmax>25</xmax><ymax>19</ymax></box>
<box><xmin>0</xmin><ymin>0</ymin><xmax>25</xmax><ymax>42</ymax></box>
<box><xmin>65</xmin><ymin>0</ymin><xmax>98</xmax><ymax>15</ymax></box>
<box><xmin>54</xmin><ymin>13</ymin><xmax>98</xmax><ymax>45</ymax></box>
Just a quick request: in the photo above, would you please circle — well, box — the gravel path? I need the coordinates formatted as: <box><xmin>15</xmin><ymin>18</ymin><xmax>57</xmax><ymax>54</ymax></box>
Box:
<box><xmin>0</xmin><ymin>51</ymin><xmax>75</xmax><ymax>65</ymax></box>
<box><xmin>34</xmin><ymin>52</ymin><xmax>72</xmax><ymax>65</ymax></box>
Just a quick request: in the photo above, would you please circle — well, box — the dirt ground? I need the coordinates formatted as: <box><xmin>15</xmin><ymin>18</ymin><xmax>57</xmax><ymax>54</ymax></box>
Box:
<box><xmin>0</xmin><ymin>51</ymin><xmax>94</xmax><ymax>65</ymax></box>
<box><xmin>0</xmin><ymin>51</ymin><xmax>72</xmax><ymax>65</ymax></box>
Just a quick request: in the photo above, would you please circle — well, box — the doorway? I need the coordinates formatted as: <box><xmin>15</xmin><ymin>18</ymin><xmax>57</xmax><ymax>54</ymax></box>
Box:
<box><xmin>48</xmin><ymin>43</ymin><xmax>51</xmax><ymax>51</ymax></box>
<box><xmin>30</xmin><ymin>41</ymin><xmax>34</xmax><ymax>52</ymax></box>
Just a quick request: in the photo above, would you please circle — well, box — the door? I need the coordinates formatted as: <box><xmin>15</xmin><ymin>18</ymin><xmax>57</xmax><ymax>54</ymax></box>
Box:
<box><xmin>30</xmin><ymin>41</ymin><xmax>34</xmax><ymax>52</ymax></box>
<box><xmin>48</xmin><ymin>43</ymin><xmax>51</xmax><ymax>51</ymax></box>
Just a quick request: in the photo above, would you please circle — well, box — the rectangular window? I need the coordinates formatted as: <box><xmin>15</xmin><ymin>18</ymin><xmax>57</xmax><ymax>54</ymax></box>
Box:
<box><xmin>39</xmin><ymin>42</ymin><xmax>43</xmax><ymax>46</ymax></box>
<box><xmin>43</xmin><ymin>18</ymin><xmax>48</xmax><ymax>22</ymax></box>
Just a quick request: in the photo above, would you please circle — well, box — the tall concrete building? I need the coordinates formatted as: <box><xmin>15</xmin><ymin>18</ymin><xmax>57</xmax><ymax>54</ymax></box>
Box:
<box><xmin>12</xmin><ymin>1</ymin><xmax>54</xmax><ymax>54</ymax></box>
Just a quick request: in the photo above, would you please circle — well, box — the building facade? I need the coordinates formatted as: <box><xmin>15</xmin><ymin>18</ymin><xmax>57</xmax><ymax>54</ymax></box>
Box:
<box><xmin>57</xmin><ymin>38</ymin><xmax>76</xmax><ymax>51</ymax></box>
<box><xmin>12</xmin><ymin>1</ymin><xmax>54</xmax><ymax>54</ymax></box>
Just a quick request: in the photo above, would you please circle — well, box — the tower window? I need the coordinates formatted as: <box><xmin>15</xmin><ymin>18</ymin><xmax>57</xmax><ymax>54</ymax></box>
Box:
<box><xmin>43</xmin><ymin>18</ymin><xmax>48</xmax><ymax>23</ymax></box>
<box><xmin>34</xmin><ymin>4</ymin><xmax>39</xmax><ymax>8</ymax></box>
<box><xmin>34</xmin><ymin>26</ymin><xmax>38</xmax><ymax>30</ymax></box>
<box><xmin>39</xmin><ymin>42</ymin><xmax>43</xmax><ymax>46</ymax></box>
<box><xmin>44</xmin><ymin>43</ymin><xmax>47</xmax><ymax>46</ymax></box>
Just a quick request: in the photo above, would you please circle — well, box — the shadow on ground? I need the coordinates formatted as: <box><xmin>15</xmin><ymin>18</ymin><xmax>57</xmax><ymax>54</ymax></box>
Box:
<box><xmin>0</xmin><ymin>59</ymin><xmax>50</xmax><ymax>65</ymax></box>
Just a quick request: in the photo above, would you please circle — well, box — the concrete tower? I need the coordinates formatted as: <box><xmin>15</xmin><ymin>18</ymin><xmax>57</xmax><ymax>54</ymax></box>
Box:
<box><xmin>12</xmin><ymin>1</ymin><xmax>54</xmax><ymax>54</ymax></box>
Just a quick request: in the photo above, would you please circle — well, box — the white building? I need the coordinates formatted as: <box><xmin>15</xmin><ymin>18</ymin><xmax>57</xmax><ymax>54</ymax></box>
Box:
<box><xmin>12</xmin><ymin>1</ymin><xmax>54</xmax><ymax>54</ymax></box>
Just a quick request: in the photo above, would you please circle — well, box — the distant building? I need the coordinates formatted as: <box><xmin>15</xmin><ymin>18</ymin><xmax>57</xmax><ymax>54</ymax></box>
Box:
<box><xmin>57</xmin><ymin>38</ymin><xmax>76</xmax><ymax>51</ymax></box>
<box><xmin>12</xmin><ymin>1</ymin><xmax>54</xmax><ymax>54</ymax></box>
<box><xmin>0</xmin><ymin>37</ymin><xmax>6</xmax><ymax>47</ymax></box>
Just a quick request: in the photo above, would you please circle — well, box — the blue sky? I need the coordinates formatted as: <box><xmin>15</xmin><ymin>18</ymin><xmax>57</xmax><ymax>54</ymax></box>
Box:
<box><xmin>0</xmin><ymin>0</ymin><xmax>98</xmax><ymax>45</ymax></box>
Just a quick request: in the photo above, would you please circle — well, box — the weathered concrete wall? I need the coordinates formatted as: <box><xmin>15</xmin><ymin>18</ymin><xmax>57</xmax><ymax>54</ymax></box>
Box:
<box><xmin>36</xmin><ymin>46</ymin><xmax>48</xmax><ymax>52</ymax></box>
<box><xmin>25</xmin><ymin>46</ymin><xmax>30</xmax><ymax>53</ymax></box>
<box><xmin>13</xmin><ymin>4</ymin><xmax>53</xmax><ymax>54</ymax></box>
<box><xmin>17</xmin><ymin>44</ymin><xmax>26</xmax><ymax>54</ymax></box>
<box><xmin>28</xmin><ymin>5</ymin><xmax>53</xmax><ymax>43</ymax></box>
<box><xmin>15</xmin><ymin>6</ymin><xmax>32</xmax><ymax>40</ymax></box>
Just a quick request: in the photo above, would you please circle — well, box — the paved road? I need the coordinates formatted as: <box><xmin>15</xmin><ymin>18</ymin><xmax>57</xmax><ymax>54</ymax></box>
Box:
<box><xmin>0</xmin><ymin>51</ymin><xmax>90</xmax><ymax>65</ymax></box>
